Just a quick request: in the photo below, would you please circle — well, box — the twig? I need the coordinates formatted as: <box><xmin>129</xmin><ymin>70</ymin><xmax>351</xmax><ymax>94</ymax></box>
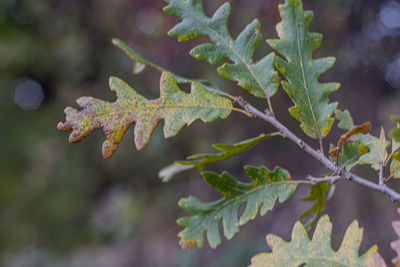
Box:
<box><xmin>235</xmin><ymin>97</ymin><xmax>400</xmax><ymax>202</ymax></box>
<box><xmin>308</xmin><ymin>175</ymin><xmax>341</xmax><ymax>184</ymax></box>
<box><xmin>379</xmin><ymin>162</ymin><xmax>384</xmax><ymax>186</ymax></box>
<box><xmin>386</xmin><ymin>174</ymin><xmax>394</xmax><ymax>183</ymax></box>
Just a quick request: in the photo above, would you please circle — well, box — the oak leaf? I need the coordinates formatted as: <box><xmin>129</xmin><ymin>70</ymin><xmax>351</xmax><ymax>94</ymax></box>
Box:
<box><xmin>178</xmin><ymin>165</ymin><xmax>301</xmax><ymax>249</ymax></box>
<box><xmin>250</xmin><ymin>215</ymin><xmax>386</xmax><ymax>267</ymax></box>
<box><xmin>267</xmin><ymin>0</ymin><xmax>339</xmax><ymax>139</ymax></box>
<box><xmin>299</xmin><ymin>182</ymin><xmax>333</xmax><ymax>230</ymax></box>
<box><xmin>164</xmin><ymin>0</ymin><xmax>280</xmax><ymax>99</ymax></box>
<box><xmin>159</xmin><ymin>133</ymin><xmax>275</xmax><ymax>182</ymax></box>
<box><xmin>58</xmin><ymin>72</ymin><xmax>232</xmax><ymax>158</ymax></box>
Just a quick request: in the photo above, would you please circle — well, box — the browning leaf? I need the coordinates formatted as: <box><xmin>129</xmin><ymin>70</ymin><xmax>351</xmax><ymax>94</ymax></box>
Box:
<box><xmin>58</xmin><ymin>72</ymin><xmax>232</xmax><ymax>158</ymax></box>
<box><xmin>250</xmin><ymin>215</ymin><xmax>386</xmax><ymax>267</ymax></box>
<box><xmin>164</xmin><ymin>0</ymin><xmax>280</xmax><ymax>99</ymax></box>
<box><xmin>267</xmin><ymin>0</ymin><xmax>339</xmax><ymax>139</ymax></box>
<box><xmin>329</xmin><ymin>142</ymin><xmax>365</xmax><ymax>171</ymax></box>
<box><xmin>335</xmin><ymin>110</ymin><xmax>388</xmax><ymax>171</ymax></box>
<box><xmin>330</xmin><ymin>122</ymin><xmax>371</xmax><ymax>157</ymax></box>
<box><xmin>178</xmin><ymin>165</ymin><xmax>302</xmax><ymax>249</ymax></box>
<box><xmin>159</xmin><ymin>133</ymin><xmax>275</xmax><ymax>182</ymax></box>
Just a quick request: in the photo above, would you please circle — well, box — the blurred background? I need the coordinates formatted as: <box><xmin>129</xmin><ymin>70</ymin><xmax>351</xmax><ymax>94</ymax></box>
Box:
<box><xmin>1</xmin><ymin>0</ymin><xmax>400</xmax><ymax>266</ymax></box>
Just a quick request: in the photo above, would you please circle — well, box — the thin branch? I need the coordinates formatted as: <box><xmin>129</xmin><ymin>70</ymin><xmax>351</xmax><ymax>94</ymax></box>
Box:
<box><xmin>235</xmin><ymin>97</ymin><xmax>400</xmax><ymax>202</ymax></box>
<box><xmin>319</xmin><ymin>138</ymin><xmax>324</xmax><ymax>156</ymax></box>
<box><xmin>308</xmin><ymin>175</ymin><xmax>341</xmax><ymax>184</ymax></box>
<box><xmin>379</xmin><ymin>162</ymin><xmax>385</xmax><ymax>186</ymax></box>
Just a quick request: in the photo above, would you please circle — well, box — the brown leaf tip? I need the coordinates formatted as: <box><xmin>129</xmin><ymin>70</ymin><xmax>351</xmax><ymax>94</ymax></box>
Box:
<box><xmin>330</xmin><ymin>121</ymin><xmax>371</xmax><ymax>157</ymax></box>
<box><xmin>57</xmin><ymin>121</ymin><xmax>71</xmax><ymax>132</ymax></box>
<box><xmin>180</xmin><ymin>240</ymin><xmax>196</xmax><ymax>250</ymax></box>
<box><xmin>102</xmin><ymin>140</ymin><xmax>118</xmax><ymax>159</ymax></box>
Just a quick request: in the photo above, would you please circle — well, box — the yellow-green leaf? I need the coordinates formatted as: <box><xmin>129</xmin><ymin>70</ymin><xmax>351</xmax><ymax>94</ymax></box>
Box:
<box><xmin>58</xmin><ymin>72</ymin><xmax>232</xmax><ymax>158</ymax></box>
<box><xmin>358</xmin><ymin>128</ymin><xmax>388</xmax><ymax>170</ymax></box>
<box><xmin>250</xmin><ymin>215</ymin><xmax>386</xmax><ymax>267</ymax></box>
<box><xmin>267</xmin><ymin>0</ymin><xmax>339</xmax><ymax>139</ymax></box>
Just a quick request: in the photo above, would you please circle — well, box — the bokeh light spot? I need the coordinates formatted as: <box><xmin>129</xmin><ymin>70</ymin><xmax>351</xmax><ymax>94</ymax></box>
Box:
<box><xmin>14</xmin><ymin>79</ymin><xmax>44</xmax><ymax>111</ymax></box>
<box><xmin>379</xmin><ymin>1</ymin><xmax>400</xmax><ymax>29</ymax></box>
<box><xmin>385</xmin><ymin>56</ymin><xmax>400</xmax><ymax>89</ymax></box>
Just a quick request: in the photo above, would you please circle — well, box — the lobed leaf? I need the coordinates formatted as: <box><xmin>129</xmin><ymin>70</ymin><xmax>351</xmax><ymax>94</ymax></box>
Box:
<box><xmin>177</xmin><ymin>165</ymin><xmax>301</xmax><ymax>249</ymax></box>
<box><xmin>159</xmin><ymin>133</ymin><xmax>275</xmax><ymax>182</ymax></box>
<box><xmin>164</xmin><ymin>0</ymin><xmax>280</xmax><ymax>99</ymax></box>
<box><xmin>58</xmin><ymin>72</ymin><xmax>232</xmax><ymax>158</ymax></box>
<box><xmin>250</xmin><ymin>215</ymin><xmax>386</xmax><ymax>267</ymax></box>
<box><xmin>267</xmin><ymin>0</ymin><xmax>339</xmax><ymax>139</ymax></box>
<box><xmin>300</xmin><ymin>182</ymin><xmax>332</xmax><ymax>230</ymax></box>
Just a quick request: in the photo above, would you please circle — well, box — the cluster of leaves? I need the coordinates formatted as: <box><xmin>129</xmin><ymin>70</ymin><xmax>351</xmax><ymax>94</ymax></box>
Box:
<box><xmin>58</xmin><ymin>0</ymin><xmax>400</xmax><ymax>265</ymax></box>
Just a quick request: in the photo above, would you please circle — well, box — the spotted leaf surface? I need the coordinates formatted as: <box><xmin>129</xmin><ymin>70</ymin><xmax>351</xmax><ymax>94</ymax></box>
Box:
<box><xmin>251</xmin><ymin>215</ymin><xmax>386</xmax><ymax>267</ymax></box>
<box><xmin>159</xmin><ymin>133</ymin><xmax>274</xmax><ymax>182</ymax></box>
<box><xmin>267</xmin><ymin>0</ymin><xmax>339</xmax><ymax>139</ymax></box>
<box><xmin>177</xmin><ymin>165</ymin><xmax>300</xmax><ymax>249</ymax></box>
<box><xmin>164</xmin><ymin>0</ymin><xmax>279</xmax><ymax>99</ymax></box>
<box><xmin>58</xmin><ymin>72</ymin><xmax>232</xmax><ymax>158</ymax></box>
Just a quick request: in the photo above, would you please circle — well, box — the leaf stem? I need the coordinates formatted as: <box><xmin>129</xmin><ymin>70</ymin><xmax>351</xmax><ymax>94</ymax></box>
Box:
<box><xmin>379</xmin><ymin>162</ymin><xmax>385</xmax><ymax>186</ymax></box>
<box><xmin>307</xmin><ymin>175</ymin><xmax>341</xmax><ymax>184</ymax></box>
<box><xmin>231</xmin><ymin>107</ymin><xmax>253</xmax><ymax>117</ymax></box>
<box><xmin>235</xmin><ymin>97</ymin><xmax>400</xmax><ymax>202</ymax></box>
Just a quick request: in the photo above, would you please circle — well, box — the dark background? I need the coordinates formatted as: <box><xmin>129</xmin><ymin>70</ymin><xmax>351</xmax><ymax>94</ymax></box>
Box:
<box><xmin>1</xmin><ymin>0</ymin><xmax>400</xmax><ymax>266</ymax></box>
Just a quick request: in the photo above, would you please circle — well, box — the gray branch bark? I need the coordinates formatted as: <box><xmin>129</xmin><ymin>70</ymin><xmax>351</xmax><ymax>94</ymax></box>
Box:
<box><xmin>235</xmin><ymin>97</ymin><xmax>400</xmax><ymax>202</ymax></box>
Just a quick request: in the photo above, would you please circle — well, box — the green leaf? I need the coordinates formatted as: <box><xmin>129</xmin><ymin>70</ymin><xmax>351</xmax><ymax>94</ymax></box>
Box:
<box><xmin>335</xmin><ymin>110</ymin><xmax>388</xmax><ymax>171</ymax></box>
<box><xmin>335</xmin><ymin>109</ymin><xmax>355</xmax><ymax>131</ymax></box>
<box><xmin>250</xmin><ymin>215</ymin><xmax>385</xmax><ymax>267</ymax></box>
<box><xmin>164</xmin><ymin>0</ymin><xmax>280</xmax><ymax>99</ymax></box>
<box><xmin>177</xmin><ymin>165</ymin><xmax>301</xmax><ymax>249</ymax></box>
<box><xmin>391</xmin><ymin>160</ymin><xmax>400</xmax><ymax>179</ymax></box>
<box><xmin>113</xmin><ymin>38</ymin><xmax>190</xmax><ymax>82</ymax></box>
<box><xmin>58</xmin><ymin>72</ymin><xmax>232</xmax><ymax>158</ymax></box>
<box><xmin>300</xmin><ymin>182</ymin><xmax>332</xmax><ymax>230</ymax></box>
<box><xmin>330</xmin><ymin>142</ymin><xmax>365</xmax><ymax>171</ymax></box>
<box><xmin>159</xmin><ymin>133</ymin><xmax>275</xmax><ymax>182</ymax></box>
<box><xmin>112</xmin><ymin>38</ymin><xmax>160</xmax><ymax>75</ymax></box>
<box><xmin>267</xmin><ymin>0</ymin><xmax>339</xmax><ymax>139</ymax></box>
